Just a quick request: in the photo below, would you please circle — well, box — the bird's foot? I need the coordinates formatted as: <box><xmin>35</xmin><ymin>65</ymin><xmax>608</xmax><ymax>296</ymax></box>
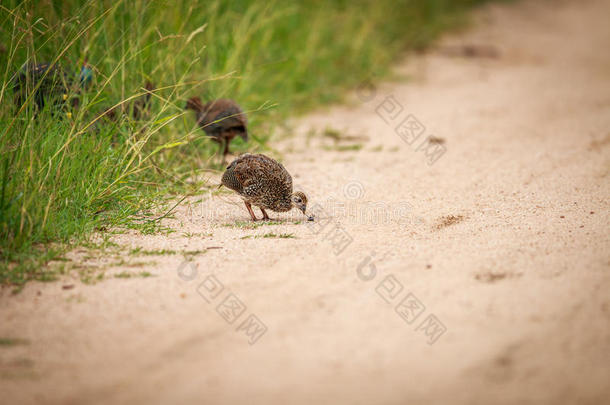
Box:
<box><xmin>260</xmin><ymin>208</ymin><xmax>270</xmax><ymax>221</ymax></box>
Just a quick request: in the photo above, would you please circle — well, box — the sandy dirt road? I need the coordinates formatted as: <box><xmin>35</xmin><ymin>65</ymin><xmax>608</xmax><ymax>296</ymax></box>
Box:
<box><xmin>1</xmin><ymin>0</ymin><xmax>609</xmax><ymax>403</ymax></box>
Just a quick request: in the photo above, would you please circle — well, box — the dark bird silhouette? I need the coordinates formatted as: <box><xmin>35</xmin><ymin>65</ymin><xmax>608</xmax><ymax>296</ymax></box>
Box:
<box><xmin>185</xmin><ymin>97</ymin><xmax>248</xmax><ymax>160</ymax></box>
<box><xmin>221</xmin><ymin>153</ymin><xmax>311</xmax><ymax>221</ymax></box>
<box><xmin>13</xmin><ymin>62</ymin><xmax>68</xmax><ymax>111</ymax></box>
<box><xmin>12</xmin><ymin>61</ymin><xmax>92</xmax><ymax>113</ymax></box>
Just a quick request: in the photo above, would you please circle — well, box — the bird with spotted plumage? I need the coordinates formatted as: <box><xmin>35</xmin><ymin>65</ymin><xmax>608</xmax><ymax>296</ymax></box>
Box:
<box><xmin>12</xmin><ymin>61</ymin><xmax>92</xmax><ymax>113</ymax></box>
<box><xmin>221</xmin><ymin>153</ymin><xmax>313</xmax><ymax>222</ymax></box>
<box><xmin>185</xmin><ymin>97</ymin><xmax>248</xmax><ymax>161</ymax></box>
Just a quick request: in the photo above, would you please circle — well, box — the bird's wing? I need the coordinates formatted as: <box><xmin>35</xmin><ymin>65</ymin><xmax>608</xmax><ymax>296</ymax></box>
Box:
<box><xmin>200</xmin><ymin>100</ymin><xmax>247</xmax><ymax>133</ymax></box>
<box><xmin>252</xmin><ymin>154</ymin><xmax>293</xmax><ymax>194</ymax></box>
<box><xmin>221</xmin><ymin>154</ymin><xmax>292</xmax><ymax>198</ymax></box>
<box><xmin>221</xmin><ymin>157</ymin><xmax>244</xmax><ymax>192</ymax></box>
<box><xmin>221</xmin><ymin>154</ymin><xmax>258</xmax><ymax>192</ymax></box>
<box><xmin>233</xmin><ymin>154</ymin><xmax>265</xmax><ymax>188</ymax></box>
<box><xmin>271</xmin><ymin>160</ymin><xmax>292</xmax><ymax>192</ymax></box>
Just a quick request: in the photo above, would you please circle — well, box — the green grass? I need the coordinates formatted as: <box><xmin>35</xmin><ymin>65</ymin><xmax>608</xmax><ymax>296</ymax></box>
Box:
<box><xmin>0</xmin><ymin>337</ymin><xmax>30</xmax><ymax>346</ymax></box>
<box><xmin>241</xmin><ymin>232</ymin><xmax>296</xmax><ymax>239</ymax></box>
<box><xmin>181</xmin><ymin>232</ymin><xmax>213</xmax><ymax>239</ymax></box>
<box><xmin>128</xmin><ymin>247</ymin><xmax>178</xmax><ymax>256</ymax></box>
<box><xmin>225</xmin><ymin>220</ymin><xmax>288</xmax><ymax>229</ymax></box>
<box><xmin>322</xmin><ymin>143</ymin><xmax>364</xmax><ymax>152</ymax></box>
<box><xmin>265</xmin><ymin>233</ymin><xmax>296</xmax><ymax>239</ymax></box>
<box><xmin>128</xmin><ymin>247</ymin><xmax>206</xmax><ymax>257</ymax></box>
<box><xmin>114</xmin><ymin>271</ymin><xmax>154</xmax><ymax>279</ymax></box>
<box><xmin>0</xmin><ymin>0</ymin><xmax>495</xmax><ymax>287</ymax></box>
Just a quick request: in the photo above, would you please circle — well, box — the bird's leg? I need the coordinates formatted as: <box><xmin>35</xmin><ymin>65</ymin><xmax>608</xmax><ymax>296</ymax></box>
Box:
<box><xmin>218</xmin><ymin>138</ymin><xmax>224</xmax><ymax>164</ymax></box>
<box><xmin>223</xmin><ymin>137</ymin><xmax>230</xmax><ymax>157</ymax></box>
<box><xmin>244</xmin><ymin>201</ymin><xmax>257</xmax><ymax>221</ymax></box>
<box><xmin>260</xmin><ymin>208</ymin><xmax>270</xmax><ymax>221</ymax></box>
<box><xmin>217</xmin><ymin>140</ymin><xmax>226</xmax><ymax>165</ymax></box>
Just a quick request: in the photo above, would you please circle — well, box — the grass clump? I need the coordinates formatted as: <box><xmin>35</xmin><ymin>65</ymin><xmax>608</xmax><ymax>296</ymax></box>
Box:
<box><xmin>262</xmin><ymin>233</ymin><xmax>296</xmax><ymax>239</ymax></box>
<box><xmin>322</xmin><ymin>143</ymin><xmax>364</xmax><ymax>152</ymax></box>
<box><xmin>0</xmin><ymin>337</ymin><xmax>30</xmax><ymax>346</ymax></box>
<box><xmin>114</xmin><ymin>271</ymin><xmax>154</xmax><ymax>279</ymax></box>
<box><xmin>241</xmin><ymin>232</ymin><xmax>296</xmax><ymax>239</ymax></box>
<box><xmin>128</xmin><ymin>247</ymin><xmax>178</xmax><ymax>256</ymax></box>
<box><xmin>224</xmin><ymin>220</ymin><xmax>284</xmax><ymax>229</ymax></box>
<box><xmin>0</xmin><ymin>0</ymin><xmax>494</xmax><ymax>286</ymax></box>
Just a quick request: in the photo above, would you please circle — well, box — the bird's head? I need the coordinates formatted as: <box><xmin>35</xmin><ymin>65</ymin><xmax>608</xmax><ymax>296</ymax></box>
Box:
<box><xmin>291</xmin><ymin>191</ymin><xmax>308</xmax><ymax>216</ymax></box>
<box><xmin>79</xmin><ymin>63</ymin><xmax>93</xmax><ymax>88</ymax></box>
<box><xmin>185</xmin><ymin>96</ymin><xmax>204</xmax><ymax>112</ymax></box>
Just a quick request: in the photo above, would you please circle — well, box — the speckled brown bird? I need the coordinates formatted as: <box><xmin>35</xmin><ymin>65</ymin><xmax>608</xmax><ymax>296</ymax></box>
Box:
<box><xmin>185</xmin><ymin>97</ymin><xmax>248</xmax><ymax>160</ymax></box>
<box><xmin>221</xmin><ymin>153</ymin><xmax>311</xmax><ymax>221</ymax></box>
<box><xmin>13</xmin><ymin>62</ymin><xmax>68</xmax><ymax>112</ymax></box>
<box><xmin>13</xmin><ymin>61</ymin><xmax>93</xmax><ymax>113</ymax></box>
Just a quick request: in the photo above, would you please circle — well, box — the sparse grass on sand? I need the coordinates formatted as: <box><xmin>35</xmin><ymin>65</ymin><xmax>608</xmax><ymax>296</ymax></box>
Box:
<box><xmin>0</xmin><ymin>0</ymin><xmax>493</xmax><ymax>286</ymax></box>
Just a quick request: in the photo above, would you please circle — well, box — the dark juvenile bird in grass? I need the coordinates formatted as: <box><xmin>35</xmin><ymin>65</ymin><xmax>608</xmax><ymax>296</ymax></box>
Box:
<box><xmin>13</xmin><ymin>62</ymin><xmax>68</xmax><ymax>111</ymax></box>
<box><xmin>13</xmin><ymin>61</ymin><xmax>93</xmax><ymax>112</ymax></box>
<box><xmin>221</xmin><ymin>153</ymin><xmax>312</xmax><ymax>221</ymax></box>
<box><xmin>185</xmin><ymin>97</ymin><xmax>248</xmax><ymax>159</ymax></box>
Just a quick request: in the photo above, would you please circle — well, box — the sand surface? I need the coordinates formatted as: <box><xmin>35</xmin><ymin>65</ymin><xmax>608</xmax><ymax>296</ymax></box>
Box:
<box><xmin>1</xmin><ymin>0</ymin><xmax>609</xmax><ymax>403</ymax></box>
